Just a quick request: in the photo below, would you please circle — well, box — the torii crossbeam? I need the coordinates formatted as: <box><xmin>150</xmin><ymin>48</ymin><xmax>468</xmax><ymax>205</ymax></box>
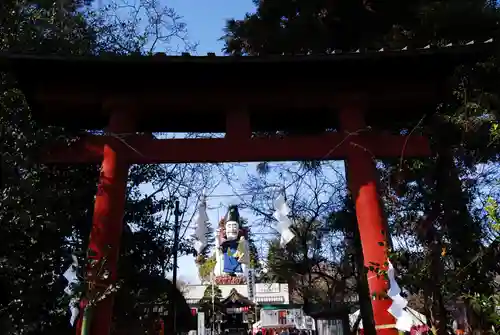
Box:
<box><xmin>0</xmin><ymin>41</ymin><xmax>493</xmax><ymax>335</ymax></box>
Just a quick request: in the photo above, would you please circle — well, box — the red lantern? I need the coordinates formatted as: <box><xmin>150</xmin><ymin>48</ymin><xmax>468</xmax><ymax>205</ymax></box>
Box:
<box><xmin>191</xmin><ymin>308</ymin><xmax>198</xmax><ymax>316</ymax></box>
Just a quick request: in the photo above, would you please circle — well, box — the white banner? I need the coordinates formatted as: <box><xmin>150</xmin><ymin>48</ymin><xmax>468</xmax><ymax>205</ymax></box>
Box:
<box><xmin>198</xmin><ymin>312</ymin><xmax>205</xmax><ymax>335</ymax></box>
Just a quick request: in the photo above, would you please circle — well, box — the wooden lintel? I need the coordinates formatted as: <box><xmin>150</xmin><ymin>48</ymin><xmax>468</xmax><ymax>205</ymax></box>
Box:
<box><xmin>225</xmin><ymin>109</ymin><xmax>251</xmax><ymax>139</ymax></box>
<box><xmin>41</xmin><ymin>133</ymin><xmax>431</xmax><ymax>164</ymax></box>
<box><xmin>34</xmin><ymin>81</ymin><xmax>437</xmax><ymax>110</ymax></box>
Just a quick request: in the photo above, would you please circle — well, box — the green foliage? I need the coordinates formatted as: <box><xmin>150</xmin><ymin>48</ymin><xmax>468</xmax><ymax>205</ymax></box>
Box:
<box><xmin>117</xmin><ymin>164</ymin><xmax>212</xmax><ymax>329</ymax></box>
<box><xmin>485</xmin><ymin>197</ymin><xmax>500</xmax><ymax>232</ymax></box>
<box><xmin>222</xmin><ymin>0</ymin><xmax>499</xmax><ymax>55</ymax></box>
<box><xmin>240</xmin><ymin>218</ymin><xmax>262</xmax><ymax>275</ymax></box>
<box><xmin>491</xmin><ymin>122</ymin><xmax>500</xmax><ymax>143</ymax></box>
<box><xmin>462</xmin><ymin>293</ymin><xmax>500</xmax><ymax>329</ymax></box>
<box><xmin>0</xmin><ymin>0</ymin><xmax>102</xmax><ymax>331</ymax></box>
<box><xmin>202</xmin><ymin>284</ymin><xmax>222</xmax><ymax>301</ymax></box>
<box><xmin>199</xmin><ymin>285</ymin><xmax>223</xmax><ymax>328</ymax></box>
<box><xmin>199</xmin><ymin>220</ymin><xmax>215</xmax><ymax>259</ymax></box>
<box><xmin>0</xmin><ymin>0</ymin><xmax>196</xmax><ymax>333</ymax></box>
<box><xmin>249</xmin><ymin>239</ymin><xmax>260</xmax><ymax>270</ymax></box>
<box><xmin>265</xmin><ymin>217</ymin><xmax>352</xmax><ymax>307</ymax></box>
<box><xmin>198</xmin><ymin>254</ymin><xmax>217</xmax><ymax>282</ymax></box>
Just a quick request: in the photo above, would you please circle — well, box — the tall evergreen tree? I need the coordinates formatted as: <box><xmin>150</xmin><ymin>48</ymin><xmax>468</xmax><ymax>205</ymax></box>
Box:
<box><xmin>0</xmin><ymin>0</ymin><xmax>198</xmax><ymax>332</ymax></box>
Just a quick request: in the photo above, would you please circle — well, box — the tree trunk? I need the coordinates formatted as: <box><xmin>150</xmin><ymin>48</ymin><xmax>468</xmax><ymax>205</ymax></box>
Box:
<box><xmin>421</xmin><ymin>213</ymin><xmax>448</xmax><ymax>335</ymax></box>
<box><xmin>425</xmin><ymin>115</ymin><xmax>477</xmax><ymax>335</ymax></box>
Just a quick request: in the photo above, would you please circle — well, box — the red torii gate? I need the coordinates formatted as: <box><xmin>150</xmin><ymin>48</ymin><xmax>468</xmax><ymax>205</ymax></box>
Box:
<box><xmin>1</xmin><ymin>42</ymin><xmax>491</xmax><ymax>335</ymax></box>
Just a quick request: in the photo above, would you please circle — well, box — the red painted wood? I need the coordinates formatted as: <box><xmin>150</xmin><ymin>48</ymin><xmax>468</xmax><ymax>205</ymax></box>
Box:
<box><xmin>225</xmin><ymin>108</ymin><xmax>251</xmax><ymax>139</ymax></box>
<box><xmin>340</xmin><ymin>107</ymin><xmax>398</xmax><ymax>335</ymax></box>
<box><xmin>33</xmin><ymin>81</ymin><xmax>437</xmax><ymax>132</ymax></box>
<box><xmin>43</xmin><ymin>133</ymin><xmax>430</xmax><ymax>164</ymax></box>
<box><xmin>75</xmin><ymin>110</ymin><xmax>133</xmax><ymax>335</ymax></box>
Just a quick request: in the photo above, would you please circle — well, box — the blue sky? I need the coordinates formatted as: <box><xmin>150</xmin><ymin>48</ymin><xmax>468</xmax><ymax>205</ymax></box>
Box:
<box><xmin>160</xmin><ymin>0</ymin><xmax>259</xmax><ymax>284</ymax></box>
<box><xmin>168</xmin><ymin>0</ymin><xmax>256</xmax><ymax>55</ymax></box>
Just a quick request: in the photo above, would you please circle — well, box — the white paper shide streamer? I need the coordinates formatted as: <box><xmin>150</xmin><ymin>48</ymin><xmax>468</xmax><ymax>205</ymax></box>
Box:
<box><xmin>386</xmin><ymin>261</ymin><xmax>413</xmax><ymax>331</ymax></box>
<box><xmin>193</xmin><ymin>195</ymin><xmax>210</xmax><ymax>254</ymax></box>
<box><xmin>273</xmin><ymin>195</ymin><xmax>296</xmax><ymax>247</ymax></box>
<box><xmin>62</xmin><ymin>255</ymin><xmax>80</xmax><ymax>326</ymax></box>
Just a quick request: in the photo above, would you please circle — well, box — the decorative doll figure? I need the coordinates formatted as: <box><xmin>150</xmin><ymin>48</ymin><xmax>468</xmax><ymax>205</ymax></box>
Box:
<box><xmin>221</xmin><ymin>205</ymin><xmax>242</xmax><ymax>274</ymax></box>
<box><xmin>214</xmin><ymin>205</ymin><xmax>249</xmax><ymax>276</ymax></box>
<box><xmin>225</xmin><ymin>219</ymin><xmax>239</xmax><ymax>241</ymax></box>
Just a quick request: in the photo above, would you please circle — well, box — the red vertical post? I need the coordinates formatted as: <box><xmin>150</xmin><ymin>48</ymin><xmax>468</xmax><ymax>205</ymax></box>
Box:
<box><xmin>339</xmin><ymin>106</ymin><xmax>397</xmax><ymax>335</ymax></box>
<box><xmin>76</xmin><ymin>104</ymin><xmax>134</xmax><ymax>335</ymax></box>
<box><xmin>159</xmin><ymin>318</ymin><xmax>165</xmax><ymax>335</ymax></box>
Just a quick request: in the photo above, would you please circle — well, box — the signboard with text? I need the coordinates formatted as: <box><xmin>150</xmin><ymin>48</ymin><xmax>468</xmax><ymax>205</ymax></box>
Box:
<box><xmin>257</xmin><ymin>283</ymin><xmax>280</xmax><ymax>293</ymax></box>
<box><xmin>247</xmin><ymin>268</ymin><xmax>256</xmax><ymax>302</ymax></box>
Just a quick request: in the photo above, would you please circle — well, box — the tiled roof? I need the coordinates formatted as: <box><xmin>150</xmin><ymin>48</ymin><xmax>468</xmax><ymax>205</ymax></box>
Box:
<box><xmin>173</xmin><ymin>38</ymin><xmax>494</xmax><ymax>58</ymax></box>
<box><xmin>0</xmin><ymin>38</ymin><xmax>493</xmax><ymax>64</ymax></box>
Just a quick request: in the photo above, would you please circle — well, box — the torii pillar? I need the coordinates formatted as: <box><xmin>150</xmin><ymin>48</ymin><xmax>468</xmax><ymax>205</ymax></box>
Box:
<box><xmin>340</xmin><ymin>104</ymin><xmax>397</xmax><ymax>335</ymax></box>
<box><xmin>75</xmin><ymin>102</ymin><xmax>135</xmax><ymax>335</ymax></box>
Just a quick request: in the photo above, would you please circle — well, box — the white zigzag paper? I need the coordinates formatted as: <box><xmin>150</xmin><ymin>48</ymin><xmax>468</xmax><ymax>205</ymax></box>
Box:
<box><xmin>273</xmin><ymin>195</ymin><xmax>295</xmax><ymax>247</ymax></box>
<box><xmin>193</xmin><ymin>196</ymin><xmax>209</xmax><ymax>254</ymax></box>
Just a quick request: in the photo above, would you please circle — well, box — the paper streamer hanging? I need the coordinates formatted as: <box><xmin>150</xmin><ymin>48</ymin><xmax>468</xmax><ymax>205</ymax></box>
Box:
<box><xmin>62</xmin><ymin>255</ymin><xmax>80</xmax><ymax>326</ymax></box>
<box><xmin>193</xmin><ymin>195</ymin><xmax>210</xmax><ymax>254</ymax></box>
<box><xmin>273</xmin><ymin>195</ymin><xmax>296</xmax><ymax>247</ymax></box>
<box><xmin>386</xmin><ymin>261</ymin><xmax>412</xmax><ymax>332</ymax></box>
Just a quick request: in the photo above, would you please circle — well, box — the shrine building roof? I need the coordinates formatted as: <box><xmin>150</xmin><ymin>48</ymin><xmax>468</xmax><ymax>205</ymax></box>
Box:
<box><xmin>0</xmin><ymin>39</ymin><xmax>495</xmax><ymax>133</ymax></box>
<box><xmin>221</xmin><ymin>288</ymin><xmax>255</xmax><ymax>306</ymax></box>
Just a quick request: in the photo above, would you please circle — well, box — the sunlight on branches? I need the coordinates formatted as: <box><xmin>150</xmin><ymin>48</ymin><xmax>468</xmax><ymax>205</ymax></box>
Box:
<box><xmin>85</xmin><ymin>0</ymin><xmax>197</xmax><ymax>54</ymax></box>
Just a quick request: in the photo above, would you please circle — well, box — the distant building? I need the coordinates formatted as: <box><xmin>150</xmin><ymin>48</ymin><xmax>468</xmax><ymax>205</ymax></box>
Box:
<box><xmin>184</xmin><ymin>283</ymin><xmax>290</xmax><ymax>306</ymax></box>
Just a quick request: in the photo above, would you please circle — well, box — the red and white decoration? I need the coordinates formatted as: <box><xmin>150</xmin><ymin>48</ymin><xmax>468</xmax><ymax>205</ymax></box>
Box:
<box><xmin>387</xmin><ymin>261</ymin><xmax>413</xmax><ymax>331</ymax></box>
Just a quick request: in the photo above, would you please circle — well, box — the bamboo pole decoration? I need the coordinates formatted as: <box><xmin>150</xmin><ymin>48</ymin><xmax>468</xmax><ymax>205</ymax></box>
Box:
<box><xmin>81</xmin><ymin>308</ymin><xmax>93</xmax><ymax>335</ymax></box>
